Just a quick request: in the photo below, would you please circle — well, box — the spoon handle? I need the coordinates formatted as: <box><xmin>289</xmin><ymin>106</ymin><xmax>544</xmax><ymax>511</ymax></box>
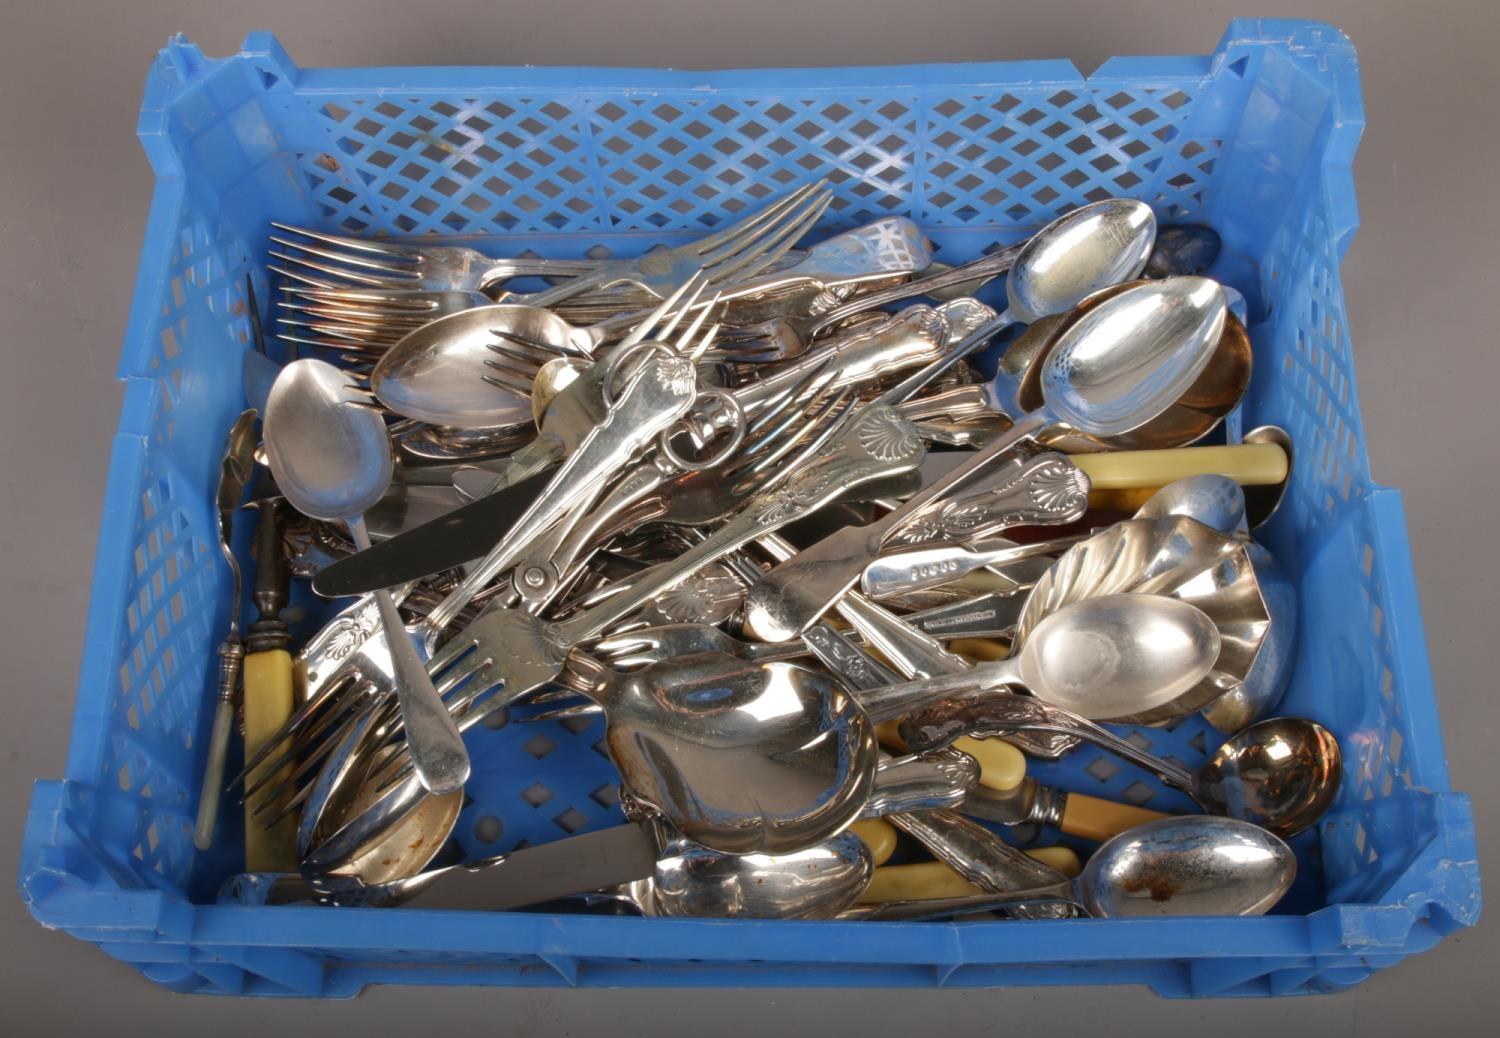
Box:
<box><xmin>842</xmin><ymin>883</ymin><xmax>1079</xmax><ymax>922</ymax></box>
<box><xmin>874</xmin><ymin>310</ymin><xmax>1017</xmax><ymax>405</ymax></box>
<box><xmin>756</xmin><ymin>532</ymin><xmax>970</xmax><ymax>681</ymax></box>
<box><xmin>861</xmin><ymin>539</ymin><xmax>1073</xmax><ymax>601</ymax></box>
<box><xmin>900</xmin><ymin>694</ymin><xmax>1202</xmax><ymax>801</ymax></box>
<box><xmin>348</xmin><ymin>517</ymin><xmax>471</xmax><ymax>796</ymax></box>
<box><xmin>853</xmin><ymin>662</ymin><xmax>1022</xmax><ymax>725</ymax></box>
<box><xmin>743</xmin><ymin>411</ymin><xmax>1048</xmax><ymax>642</ymax></box>
<box><xmin>861</xmin><ymin>753</ymin><xmax>978</xmax><ymax>817</ymax></box>
<box><xmin>887</xmin><ymin>809</ymin><xmax>1076</xmax><ymax>919</ymax></box>
<box><xmin>881</xmin><ymin>451</ymin><xmax>1091</xmax><ymax>549</ymax></box>
<box><xmin>806</xmin><ymin>245</ymin><xmax>1022</xmax><ymax>337</ymax></box>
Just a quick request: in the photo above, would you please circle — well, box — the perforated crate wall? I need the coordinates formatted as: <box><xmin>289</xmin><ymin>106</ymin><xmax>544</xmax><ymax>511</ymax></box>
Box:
<box><xmin>20</xmin><ymin>20</ymin><xmax>1478</xmax><ymax>999</ymax></box>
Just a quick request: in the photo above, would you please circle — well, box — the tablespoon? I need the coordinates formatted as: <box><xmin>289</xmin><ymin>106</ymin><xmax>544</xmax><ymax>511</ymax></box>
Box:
<box><xmin>846</xmin><ymin>816</ymin><xmax>1295</xmax><ymax>920</ymax></box>
<box><xmin>263</xmin><ymin>359</ymin><xmax>469</xmax><ymax>795</ymax></box>
<box><xmin>878</xmin><ymin>197</ymin><xmax>1157</xmax><ymax>400</ymax></box>
<box><xmin>743</xmin><ymin>276</ymin><xmax>1227</xmax><ymax>642</ymax></box>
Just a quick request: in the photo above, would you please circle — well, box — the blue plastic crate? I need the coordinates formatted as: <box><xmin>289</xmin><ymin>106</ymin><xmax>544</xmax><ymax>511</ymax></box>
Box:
<box><xmin>17</xmin><ymin>19</ymin><xmax>1479</xmax><ymax>998</ymax></box>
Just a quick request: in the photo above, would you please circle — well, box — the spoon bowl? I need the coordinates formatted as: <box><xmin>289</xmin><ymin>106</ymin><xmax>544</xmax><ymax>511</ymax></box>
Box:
<box><xmin>1012</xmin><ymin>278</ymin><xmax>1248</xmax><ymax>450</ymax></box>
<box><xmin>1133</xmin><ymin>473</ymin><xmax>1249</xmax><ymax>537</ymax></box>
<box><xmin>586</xmin><ymin>653</ymin><xmax>879</xmax><ymax>855</ymax></box>
<box><xmin>1042</xmin><ymin>276</ymin><xmax>1226</xmax><ymax>438</ymax></box>
<box><xmin>265</xmin><ymin>360</ymin><xmax>393</xmax><ymax>522</ymax></box>
<box><xmin>1006</xmin><ymin>198</ymin><xmax>1157</xmax><ymax>323</ymax></box>
<box><xmin>1080</xmin><ymin>816</ymin><xmax>1296</xmax><ymax>918</ymax></box>
<box><xmin>1014</xmin><ymin>594</ymin><xmax>1221</xmax><ymax>720</ymax></box>
<box><xmin>371</xmin><ymin>305</ymin><xmax>579</xmax><ymax>429</ymax></box>
<box><xmin>1197</xmin><ymin>717</ymin><xmax>1341</xmax><ymax>836</ymax></box>
<box><xmin>1241</xmin><ymin>424</ymin><xmax>1295</xmax><ymax>529</ymax></box>
<box><xmin>638</xmin><ymin>828</ymin><xmax>873</xmax><ymax>918</ymax></box>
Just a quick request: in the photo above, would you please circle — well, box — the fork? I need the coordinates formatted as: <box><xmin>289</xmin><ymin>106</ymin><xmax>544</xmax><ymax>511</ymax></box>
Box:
<box><xmin>274</xmin><ymin>287</ymin><xmax>492</xmax><ymax>354</ymax></box>
<box><xmin>270</xmin><ymin>181</ymin><xmax>831</xmax><ymax>307</ymax></box>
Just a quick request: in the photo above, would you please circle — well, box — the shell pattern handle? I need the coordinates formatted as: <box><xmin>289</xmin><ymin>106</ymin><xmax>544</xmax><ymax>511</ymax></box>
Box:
<box><xmin>882</xmin><ymin>451</ymin><xmax>1090</xmax><ymax>548</ymax></box>
<box><xmin>861</xmin><ymin>753</ymin><xmax>979</xmax><ymax>818</ymax></box>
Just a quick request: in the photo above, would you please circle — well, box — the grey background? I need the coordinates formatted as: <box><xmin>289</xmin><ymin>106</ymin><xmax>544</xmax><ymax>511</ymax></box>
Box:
<box><xmin>1</xmin><ymin>0</ymin><xmax>1493</xmax><ymax>1032</ymax></box>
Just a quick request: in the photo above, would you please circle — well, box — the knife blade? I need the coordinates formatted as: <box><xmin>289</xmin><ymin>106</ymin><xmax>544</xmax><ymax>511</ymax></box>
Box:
<box><xmin>229</xmin><ymin>820</ymin><xmax>659</xmax><ymax>910</ymax></box>
<box><xmin>311</xmin><ymin>465</ymin><xmax>557</xmax><ymax>597</ymax></box>
<box><xmin>404</xmin><ymin>820</ymin><xmax>658</xmax><ymax>911</ymax></box>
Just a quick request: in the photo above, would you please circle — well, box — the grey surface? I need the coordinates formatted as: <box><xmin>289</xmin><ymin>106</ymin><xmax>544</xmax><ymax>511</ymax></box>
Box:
<box><xmin>0</xmin><ymin>0</ymin><xmax>1493</xmax><ymax>1031</ymax></box>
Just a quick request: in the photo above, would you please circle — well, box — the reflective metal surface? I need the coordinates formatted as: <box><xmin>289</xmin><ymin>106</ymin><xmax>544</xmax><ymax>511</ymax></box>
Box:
<box><xmin>264</xmin><ymin>359</ymin><xmax>469</xmax><ymax>795</ymax></box>
<box><xmin>847</xmin><ymin>817</ymin><xmax>1295</xmax><ymax>920</ymax></box>
<box><xmin>1015</xmin><ymin>515</ymin><xmax>1270</xmax><ymax>724</ymax></box>
<box><xmin>583</xmin><ymin>653</ymin><xmax>879</xmax><ymax>855</ymax></box>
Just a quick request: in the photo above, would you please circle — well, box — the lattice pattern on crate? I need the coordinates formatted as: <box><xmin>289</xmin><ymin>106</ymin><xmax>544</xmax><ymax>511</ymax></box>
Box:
<box><xmin>146</xmin><ymin>216</ymin><xmax>254</xmax><ymax>440</ymax></box>
<box><xmin>584</xmin><ymin>95</ymin><xmax>919</xmax><ymax>229</ymax></box>
<box><xmin>455</xmin><ymin>706</ymin><xmax>621</xmax><ymax>859</ymax></box>
<box><xmin>293</xmin><ymin>83</ymin><xmax>1221</xmax><ymax>237</ymax></box>
<box><xmin>100</xmin><ymin>464</ymin><xmax>216</xmax><ymax>890</ymax></box>
<box><xmin>99</xmin><ymin>207</ymin><xmax>253</xmax><ymax>891</ymax></box>
<box><xmin>916</xmin><ymin>87</ymin><xmax>1220</xmax><ymax>226</ymax></box>
<box><xmin>1260</xmin><ymin>201</ymin><xmax>1370</xmax><ymax>532</ymax></box>
<box><xmin>299</xmin><ymin>96</ymin><xmax>603</xmax><ymax>235</ymax></box>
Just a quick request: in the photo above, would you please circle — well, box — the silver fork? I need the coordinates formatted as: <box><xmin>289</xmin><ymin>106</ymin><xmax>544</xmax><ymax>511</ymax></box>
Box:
<box><xmin>274</xmin><ymin>287</ymin><xmax>492</xmax><ymax>354</ymax></box>
<box><xmin>269</xmin><ymin>181</ymin><xmax>831</xmax><ymax>306</ymax></box>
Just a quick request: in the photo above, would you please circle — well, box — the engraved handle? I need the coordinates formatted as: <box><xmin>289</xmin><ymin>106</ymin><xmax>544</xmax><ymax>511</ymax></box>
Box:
<box><xmin>807</xmin><ymin>244</ymin><xmax>1021</xmax><ymax>336</ymax></box>
<box><xmin>738</xmin><ymin>306</ymin><xmax>951</xmax><ymax>415</ymax></box>
<box><xmin>882</xmin><ymin>452</ymin><xmax>1090</xmax><ymax>548</ymax></box>
<box><xmin>862</xmin><ymin>539</ymin><xmax>1069</xmax><ymax>600</ymax></box>
<box><xmin>860</xmin><ymin>753</ymin><xmax>978</xmax><ymax>818</ymax></box>
<box><xmin>887</xmin><ymin>809</ymin><xmax>1075</xmax><ymax>919</ymax></box>
<box><xmin>744</xmin><ymin>412</ymin><xmax>1049</xmax><ymax>642</ymax></box>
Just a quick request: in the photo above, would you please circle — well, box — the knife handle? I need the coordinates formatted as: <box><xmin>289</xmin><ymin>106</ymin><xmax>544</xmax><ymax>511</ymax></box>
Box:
<box><xmin>858</xmin><ymin>848</ymin><xmax>1082</xmax><ymax>903</ymax></box>
<box><xmin>192</xmin><ymin>643</ymin><xmax>242</xmax><ymax>851</ymax></box>
<box><xmin>243</xmin><ymin>648</ymin><xmax>299</xmax><ymax>871</ymax></box>
<box><xmin>1059</xmin><ymin>792</ymin><xmax>1170</xmax><ymax>843</ymax></box>
<box><xmin>848</xmin><ymin>819</ymin><xmax>898</xmax><ymax>866</ymax></box>
<box><xmin>1072</xmin><ymin>441</ymin><xmax>1287</xmax><ymax>490</ymax></box>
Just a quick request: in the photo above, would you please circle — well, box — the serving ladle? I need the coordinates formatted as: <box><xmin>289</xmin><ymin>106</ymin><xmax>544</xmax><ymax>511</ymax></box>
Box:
<box><xmin>904</xmin><ymin>698</ymin><xmax>1340</xmax><ymax>838</ymax></box>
